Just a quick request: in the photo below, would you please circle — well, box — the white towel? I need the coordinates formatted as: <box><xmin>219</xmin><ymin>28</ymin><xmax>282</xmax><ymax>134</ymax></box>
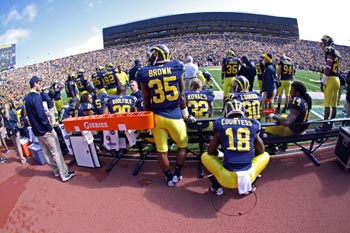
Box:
<box><xmin>103</xmin><ymin>130</ymin><xmax>119</xmax><ymax>150</ymax></box>
<box><xmin>236</xmin><ymin>170</ymin><xmax>252</xmax><ymax>195</ymax></box>
<box><xmin>125</xmin><ymin>130</ymin><xmax>137</xmax><ymax>147</ymax></box>
<box><xmin>59</xmin><ymin>124</ymin><xmax>73</xmax><ymax>155</ymax></box>
<box><xmin>82</xmin><ymin>131</ymin><xmax>94</xmax><ymax>145</ymax></box>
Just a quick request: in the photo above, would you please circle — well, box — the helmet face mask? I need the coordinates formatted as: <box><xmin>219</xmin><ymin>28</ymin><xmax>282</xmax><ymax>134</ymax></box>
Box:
<box><xmin>148</xmin><ymin>44</ymin><xmax>170</xmax><ymax>66</ymax></box>
<box><xmin>224</xmin><ymin>99</ymin><xmax>245</xmax><ymax>118</ymax></box>
<box><xmin>232</xmin><ymin>75</ymin><xmax>250</xmax><ymax>92</ymax></box>
<box><xmin>321</xmin><ymin>35</ymin><xmax>334</xmax><ymax>47</ymax></box>
<box><xmin>226</xmin><ymin>50</ymin><xmax>235</xmax><ymax>57</ymax></box>
<box><xmin>106</xmin><ymin>63</ymin><xmax>114</xmax><ymax>70</ymax></box>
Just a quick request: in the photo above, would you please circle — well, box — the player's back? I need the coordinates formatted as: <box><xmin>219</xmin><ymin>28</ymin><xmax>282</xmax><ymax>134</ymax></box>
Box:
<box><xmin>185</xmin><ymin>89</ymin><xmax>214</xmax><ymax>118</ymax></box>
<box><xmin>137</xmin><ymin>60</ymin><xmax>184</xmax><ymax>119</ymax></box>
<box><xmin>229</xmin><ymin>91</ymin><xmax>262</xmax><ymax>121</ymax></box>
<box><xmin>105</xmin><ymin>95</ymin><xmax>137</xmax><ymax>113</ymax></box>
<box><xmin>214</xmin><ymin>117</ymin><xmax>260</xmax><ymax>171</ymax></box>
<box><xmin>222</xmin><ymin>57</ymin><xmax>240</xmax><ymax>78</ymax></box>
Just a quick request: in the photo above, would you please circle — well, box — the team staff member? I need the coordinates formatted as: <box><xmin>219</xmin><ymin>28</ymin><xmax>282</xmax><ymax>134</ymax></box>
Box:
<box><xmin>117</xmin><ymin>65</ymin><xmax>128</xmax><ymax>86</ymax></box>
<box><xmin>129</xmin><ymin>59</ymin><xmax>142</xmax><ymax>87</ymax></box>
<box><xmin>221</xmin><ymin>49</ymin><xmax>241</xmax><ymax>110</ymax></box>
<box><xmin>238</xmin><ymin>55</ymin><xmax>256</xmax><ymax>92</ymax></box>
<box><xmin>320</xmin><ymin>35</ymin><xmax>341</xmax><ymax>124</ymax></box>
<box><xmin>201</xmin><ymin>99</ymin><xmax>269</xmax><ymax>196</ymax></box>
<box><xmin>3</xmin><ymin>103</ymin><xmax>26</xmax><ymax>164</ymax></box>
<box><xmin>25</xmin><ymin>76</ymin><xmax>75</xmax><ymax>182</ymax></box>
<box><xmin>261</xmin><ymin>53</ymin><xmax>277</xmax><ymax>104</ymax></box>
<box><xmin>137</xmin><ymin>44</ymin><xmax>195</xmax><ymax>187</ymax></box>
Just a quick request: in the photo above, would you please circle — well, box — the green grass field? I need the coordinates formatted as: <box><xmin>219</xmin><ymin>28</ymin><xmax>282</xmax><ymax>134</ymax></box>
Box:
<box><xmin>202</xmin><ymin>67</ymin><xmax>346</xmax><ymax>120</ymax></box>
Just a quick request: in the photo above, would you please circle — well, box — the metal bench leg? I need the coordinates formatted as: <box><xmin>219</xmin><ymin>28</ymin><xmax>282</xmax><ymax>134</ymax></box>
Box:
<box><xmin>105</xmin><ymin>150</ymin><xmax>123</xmax><ymax>172</ymax></box>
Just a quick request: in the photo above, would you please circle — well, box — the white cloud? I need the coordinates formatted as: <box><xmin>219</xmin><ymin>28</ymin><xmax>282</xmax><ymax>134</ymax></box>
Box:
<box><xmin>84</xmin><ymin>0</ymin><xmax>102</xmax><ymax>9</ymax></box>
<box><xmin>91</xmin><ymin>26</ymin><xmax>100</xmax><ymax>34</ymax></box>
<box><xmin>23</xmin><ymin>3</ymin><xmax>37</xmax><ymax>22</ymax></box>
<box><xmin>65</xmin><ymin>35</ymin><xmax>103</xmax><ymax>56</ymax></box>
<box><xmin>2</xmin><ymin>3</ymin><xmax>37</xmax><ymax>25</ymax></box>
<box><xmin>0</xmin><ymin>28</ymin><xmax>30</xmax><ymax>45</ymax></box>
<box><xmin>3</xmin><ymin>9</ymin><xmax>21</xmax><ymax>25</ymax></box>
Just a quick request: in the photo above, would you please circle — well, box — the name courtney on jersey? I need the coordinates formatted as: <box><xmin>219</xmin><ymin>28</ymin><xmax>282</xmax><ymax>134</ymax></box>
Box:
<box><xmin>148</xmin><ymin>67</ymin><xmax>172</xmax><ymax>77</ymax></box>
<box><xmin>83</xmin><ymin>122</ymin><xmax>108</xmax><ymax>129</ymax></box>
<box><xmin>221</xmin><ymin>119</ymin><xmax>253</xmax><ymax>126</ymax></box>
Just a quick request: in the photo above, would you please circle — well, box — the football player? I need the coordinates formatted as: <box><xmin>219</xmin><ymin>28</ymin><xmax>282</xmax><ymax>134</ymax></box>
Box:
<box><xmin>196</xmin><ymin>69</ymin><xmax>214</xmax><ymax>89</ymax></box>
<box><xmin>104</xmin><ymin>85</ymin><xmax>137</xmax><ymax>114</ymax></box>
<box><xmin>185</xmin><ymin>78</ymin><xmax>214</xmax><ymax>131</ymax></box>
<box><xmin>320</xmin><ymin>35</ymin><xmax>341</xmax><ymax>123</ymax></box>
<box><xmin>92</xmin><ymin>88</ymin><xmax>108</xmax><ymax>115</ymax></box>
<box><xmin>91</xmin><ymin>66</ymin><xmax>107</xmax><ymax>94</ymax></box>
<box><xmin>228</xmin><ymin>75</ymin><xmax>262</xmax><ymax>121</ymax></box>
<box><xmin>221</xmin><ymin>49</ymin><xmax>241</xmax><ymax>111</ymax></box>
<box><xmin>276</xmin><ymin>55</ymin><xmax>294</xmax><ymax>114</ymax></box>
<box><xmin>104</xmin><ymin>63</ymin><xmax>121</xmax><ymax>96</ymax></box>
<box><xmin>201</xmin><ymin>99</ymin><xmax>268</xmax><ymax>196</ymax></box>
<box><xmin>64</xmin><ymin>72</ymin><xmax>78</xmax><ymax>105</ymax></box>
<box><xmin>137</xmin><ymin>44</ymin><xmax>195</xmax><ymax>187</ymax></box>
<box><xmin>76</xmin><ymin>69</ymin><xmax>91</xmax><ymax>98</ymax></box>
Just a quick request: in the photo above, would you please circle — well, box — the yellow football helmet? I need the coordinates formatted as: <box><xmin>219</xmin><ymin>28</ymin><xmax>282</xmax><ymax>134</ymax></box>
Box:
<box><xmin>232</xmin><ymin>75</ymin><xmax>250</xmax><ymax>92</ymax></box>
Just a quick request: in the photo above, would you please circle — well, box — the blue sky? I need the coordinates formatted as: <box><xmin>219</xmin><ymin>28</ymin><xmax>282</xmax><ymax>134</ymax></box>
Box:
<box><xmin>1</xmin><ymin>0</ymin><xmax>348</xmax><ymax>67</ymax></box>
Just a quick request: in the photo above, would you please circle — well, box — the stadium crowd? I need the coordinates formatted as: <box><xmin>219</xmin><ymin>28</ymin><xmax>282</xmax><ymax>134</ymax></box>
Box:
<box><xmin>1</xmin><ymin>34</ymin><xmax>350</xmax><ymax>100</ymax></box>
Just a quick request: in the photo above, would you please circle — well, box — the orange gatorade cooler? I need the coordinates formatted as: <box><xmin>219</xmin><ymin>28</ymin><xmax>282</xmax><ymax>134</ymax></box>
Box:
<box><xmin>63</xmin><ymin>111</ymin><xmax>154</xmax><ymax>132</ymax></box>
<box><xmin>262</xmin><ymin>99</ymin><xmax>275</xmax><ymax>115</ymax></box>
<box><xmin>20</xmin><ymin>137</ymin><xmax>32</xmax><ymax>157</ymax></box>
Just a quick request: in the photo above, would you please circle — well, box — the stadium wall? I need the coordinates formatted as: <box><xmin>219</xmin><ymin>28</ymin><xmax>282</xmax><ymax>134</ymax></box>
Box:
<box><xmin>103</xmin><ymin>12</ymin><xmax>299</xmax><ymax>48</ymax></box>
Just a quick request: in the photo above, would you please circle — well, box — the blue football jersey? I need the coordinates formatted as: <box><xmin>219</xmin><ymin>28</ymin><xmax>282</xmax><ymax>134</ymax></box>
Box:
<box><xmin>93</xmin><ymin>93</ymin><xmax>108</xmax><ymax>115</ymax></box>
<box><xmin>137</xmin><ymin>60</ymin><xmax>184</xmax><ymax>119</ymax></box>
<box><xmin>289</xmin><ymin>96</ymin><xmax>310</xmax><ymax>134</ymax></box>
<box><xmin>105</xmin><ymin>95</ymin><xmax>137</xmax><ymax>113</ymax></box>
<box><xmin>185</xmin><ymin>89</ymin><xmax>214</xmax><ymax>118</ymax></box>
<box><xmin>229</xmin><ymin>91</ymin><xmax>262</xmax><ymax>120</ymax></box>
<box><xmin>135</xmin><ymin>98</ymin><xmax>144</xmax><ymax>112</ymax></box>
<box><xmin>214</xmin><ymin>117</ymin><xmax>260</xmax><ymax>171</ymax></box>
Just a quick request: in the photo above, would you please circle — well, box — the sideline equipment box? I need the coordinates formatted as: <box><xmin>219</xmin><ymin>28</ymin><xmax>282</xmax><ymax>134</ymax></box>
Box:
<box><xmin>335</xmin><ymin>126</ymin><xmax>350</xmax><ymax>171</ymax></box>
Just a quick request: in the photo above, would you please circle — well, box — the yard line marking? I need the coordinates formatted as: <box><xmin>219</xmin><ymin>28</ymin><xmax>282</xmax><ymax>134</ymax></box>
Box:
<box><xmin>211</xmin><ymin>76</ymin><xmax>222</xmax><ymax>91</ymax></box>
<box><xmin>311</xmin><ymin>109</ymin><xmax>324</xmax><ymax>119</ymax></box>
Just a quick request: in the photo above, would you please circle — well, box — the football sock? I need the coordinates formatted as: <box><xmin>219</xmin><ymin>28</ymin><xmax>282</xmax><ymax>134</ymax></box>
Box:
<box><xmin>174</xmin><ymin>163</ymin><xmax>183</xmax><ymax>177</ymax></box>
<box><xmin>163</xmin><ymin>169</ymin><xmax>173</xmax><ymax>181</ymax></box>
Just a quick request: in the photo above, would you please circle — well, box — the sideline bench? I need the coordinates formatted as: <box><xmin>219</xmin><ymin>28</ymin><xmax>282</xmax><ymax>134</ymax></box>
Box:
<box><xmin>133</xmin><ymin>118</ymin><xmax>217</xmax><ymax>177</ymax></box>
<box><xmin>63</xmin><ymin>114</ymin><xmax>350</xmax><ymax>174</ymax></box>
<box><xmin>260</xmin><ymin>118</ymin><xmax>350</xmax><ymax>166</ymax></box>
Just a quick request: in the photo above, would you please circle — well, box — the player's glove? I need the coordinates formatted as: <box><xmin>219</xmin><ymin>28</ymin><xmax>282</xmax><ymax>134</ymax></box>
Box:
<box><xmin>267</xmin><ymin>113</ymin><xmax>275</xmax><ymax>120</ymax></box>
<box><xmin>182</xmin><ymin>107</ymin><xmax>197</xmax><ymax>124</ymax></box>
<box><xmin>186</xmin><ymin>115</ymin><xmax>197</xmax><ymax>124</ymax></box>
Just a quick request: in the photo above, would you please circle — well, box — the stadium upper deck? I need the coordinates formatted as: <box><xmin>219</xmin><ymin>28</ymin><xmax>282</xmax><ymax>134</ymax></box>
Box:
<box><xmin>103</xmin><ymin>12</ymin><xmax>299</xmax><ymax>48</ymax></box>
